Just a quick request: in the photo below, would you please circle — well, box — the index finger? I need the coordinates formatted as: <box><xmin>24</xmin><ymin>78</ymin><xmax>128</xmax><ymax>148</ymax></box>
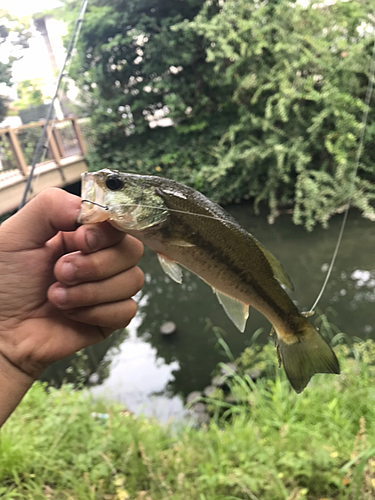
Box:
<box><xmin>0</xmin><ymin>189</ymin><xmax>80</xmax><ymax>251</ymax></box>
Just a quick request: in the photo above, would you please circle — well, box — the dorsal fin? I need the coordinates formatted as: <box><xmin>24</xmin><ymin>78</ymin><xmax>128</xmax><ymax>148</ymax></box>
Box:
<box><xmin>256</xmin><ymin>242</ymin><xmax>294</xmax><ymax>291</ymax></box>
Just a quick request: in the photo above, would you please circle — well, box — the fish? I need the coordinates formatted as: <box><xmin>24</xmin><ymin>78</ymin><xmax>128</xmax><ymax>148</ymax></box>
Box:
<box><xmin>78</xmin><ymin>169</ymin><xmax>340</xmax><ymax>393</ymax></box>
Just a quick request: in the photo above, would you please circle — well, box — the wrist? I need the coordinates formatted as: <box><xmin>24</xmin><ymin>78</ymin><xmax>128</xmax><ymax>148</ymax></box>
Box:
<box><xmin>0</xmin><ymin>350</ymin><xmax>36</xmax><ymax>386</ymax></box>
<box><xmin>0</xmin><ymin>351</ymin><xmax>35</xmax><ymax>427</ymax></box>
<box><xmin>0</xmin><ymin>320</ymin><xmax>48</xmax><ymax>381</ymax></box>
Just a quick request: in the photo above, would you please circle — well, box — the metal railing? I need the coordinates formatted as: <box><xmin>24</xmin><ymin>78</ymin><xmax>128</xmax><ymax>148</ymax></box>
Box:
<box><xmin>0</xmin><ymin>117</ymin><xmax>91</xmax><ymax>184</ymax></box>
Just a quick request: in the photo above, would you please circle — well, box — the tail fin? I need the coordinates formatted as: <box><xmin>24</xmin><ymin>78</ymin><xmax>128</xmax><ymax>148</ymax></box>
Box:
<box><xmin>276</xmin><ymin>322</ymin><xmax>340</xmax><ymax>393</ymax></box>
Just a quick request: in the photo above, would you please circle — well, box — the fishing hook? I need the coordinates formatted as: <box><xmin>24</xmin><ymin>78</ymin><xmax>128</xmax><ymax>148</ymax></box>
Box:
<box><xmin>81</xmin><ymin>199</ymin><xmax>109</xmax><ymax>210</ymax></box>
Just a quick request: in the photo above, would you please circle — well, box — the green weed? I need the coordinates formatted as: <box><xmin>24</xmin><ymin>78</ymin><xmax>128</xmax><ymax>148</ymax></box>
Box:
<box><xmin>1</xmin><ymin>341</ymin><xmax>375</xmax><ymax>499</ymax></box>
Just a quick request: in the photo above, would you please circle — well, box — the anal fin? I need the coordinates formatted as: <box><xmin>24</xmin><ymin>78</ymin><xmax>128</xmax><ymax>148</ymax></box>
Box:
<box><xmin>157</xmin><ymin>253</ymin><xmax>183</xmax><ymax>284</ymax></box>
<box><xmin>214</xmin><ymin>289</ymin><xmax>249</xmax><ymax>333</ymax></box>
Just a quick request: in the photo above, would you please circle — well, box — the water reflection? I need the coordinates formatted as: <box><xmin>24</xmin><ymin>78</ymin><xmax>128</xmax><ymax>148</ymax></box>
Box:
<box><xmin>90</xmin><ymin>314</ymin><xmax>187</xmax><ymax>422</ymax></box>
<box><xmin>350</xmin><ymin>270</ymin><xmax>375</xmax><ymax>303</ymax></box>
<box><xmin>134</xmin><ymin>259</ymin><xmax>255</xmax><ymax>397</ymax></box>
<box><xmin>43</xmin><ymin>204</ymin><xmax>375</xmax><ymax>417</ymax></box>
<box><xmin>40</xmin><ymin>329</ymin><xmax>128</xmax><ymax>387</ymax></box>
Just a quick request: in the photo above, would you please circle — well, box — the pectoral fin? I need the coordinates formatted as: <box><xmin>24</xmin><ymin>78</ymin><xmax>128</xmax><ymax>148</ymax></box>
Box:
<box><xmin>157</xmin><ymin>253</ymin><xmax>183</xmax><ymax>284</ymax></box>
<box><xmin>214</xmin><ymin>289</ymin><xmax>249</xmax><ymax>333</ymax></box>
<box><xmin>169</xmin><ymin>239</ymin><xmax>196</xmax><ymax>247</ymax></box>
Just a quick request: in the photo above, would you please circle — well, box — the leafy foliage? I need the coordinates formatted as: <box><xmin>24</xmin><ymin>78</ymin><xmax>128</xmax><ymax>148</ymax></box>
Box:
<box><xmin>0</xmin><ymin>10</ymin><xmax>31</xmax><ymax>122</ymax></box>
<box><xmin>0</xmin><ymin>23</ymin><xmax>12</xmax><ymax>121</ymax></box>
<box><xmin>13</xmin><ymin>79</ymin><xmax>46</xmax><ymax>110</ymax></box>
<box><xmin>69</xmin><ymin>0</ymin><xmax>375</xmax><ymax>229</ymax></box>
<box><xmin>190</xmin><ymin>0</ymin><xmax>375</xmax><ymax>228</ymax></box>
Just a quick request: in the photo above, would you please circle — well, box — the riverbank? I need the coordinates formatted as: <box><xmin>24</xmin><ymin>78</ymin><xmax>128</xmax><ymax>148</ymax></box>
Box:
<box><xmin>1</xmin><ymin>341</ymin><xmax>375</xmax><ymax>500</ymax></box>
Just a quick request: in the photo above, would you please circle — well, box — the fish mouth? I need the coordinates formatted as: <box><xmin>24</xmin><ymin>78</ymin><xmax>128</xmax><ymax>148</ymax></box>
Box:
<box><xmin>77</xmin><ymin>172</ymin><xmax>110</xmax><ymax>224</ymax></box>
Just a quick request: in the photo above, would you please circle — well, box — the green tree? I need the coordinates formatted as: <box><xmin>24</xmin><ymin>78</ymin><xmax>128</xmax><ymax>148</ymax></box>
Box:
<box><xmin>14</xmin><ymin>78</ymin><xmax>46</xmax><ymax>110</ymax></box>
<box><xmin>68</xmin><ymin>0</ymin><xmax>227</xmax><ymax>185</ymax></box>
<box><xmin>0</xmin><ymin>10</ymin><xmax>31</xmax><ymax>122</ymax></box>
<box><xmin>0</xmin><ymin>23</ymin><xmax>12</xmax><ymax>121</ymax></box>
<box><xmin>68</xmin><ymin>0</ymin><xmax>375</xmax><ymax>229</ymax></box>
<box><xmin>190</xmin><ymin>0</ymin><xmax>375</xmax><ymax>228</ymax></box>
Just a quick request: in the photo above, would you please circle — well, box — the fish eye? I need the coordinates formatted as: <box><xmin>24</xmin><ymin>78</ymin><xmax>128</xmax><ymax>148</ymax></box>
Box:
<box><xmin>105</xmin><ymin>174</ymin><xmax>124</xmax><ymax>191</ymax></box>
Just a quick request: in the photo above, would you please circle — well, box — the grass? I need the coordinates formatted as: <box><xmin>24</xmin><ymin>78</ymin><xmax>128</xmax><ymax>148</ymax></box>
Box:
<box><xmin>1</xmin><ymin>340</ymin><xmax>375</xmax><ymax>500</ymax></box>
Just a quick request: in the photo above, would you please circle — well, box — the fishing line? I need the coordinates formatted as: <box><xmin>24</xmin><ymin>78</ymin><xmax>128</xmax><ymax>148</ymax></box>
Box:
<box><xmin>308</xmin><ymin>39</ymin><xmax>375</xmax><ymax>314</ymax></box>
<box><xmin>18</xmin><ymin>0</ymin><xmax>89</xmax><ymax>209</ymax></box>
<box><xmin>81</xmin><ymin>200</ymin><xmax>242</xmax><ymax>226</ymax></box>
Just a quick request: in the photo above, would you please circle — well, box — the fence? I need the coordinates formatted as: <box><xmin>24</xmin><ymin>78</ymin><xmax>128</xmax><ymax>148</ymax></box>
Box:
<box><xmin>0</xmin><ymin>117</ymin><xmax>92</xmax><ymax>215</ymax></box>
<box><xmin>0</xmin><ymin>117</ymin><xmax>92</xmax><ymax>184</ymax></box>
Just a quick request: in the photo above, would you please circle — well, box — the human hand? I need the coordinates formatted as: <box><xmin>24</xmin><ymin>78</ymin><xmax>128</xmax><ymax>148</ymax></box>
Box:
<box><xmin>0</xmin><ymin>188</ymin><xmax>144</xmax><ymax>383</ymax></box>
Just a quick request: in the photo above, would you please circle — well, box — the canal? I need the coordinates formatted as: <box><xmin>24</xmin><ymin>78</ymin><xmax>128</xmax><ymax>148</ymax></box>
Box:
<box><xmin>41</xmin><ymin>200</ymin><xmax>375</xmax><ymax>420</ymax></box>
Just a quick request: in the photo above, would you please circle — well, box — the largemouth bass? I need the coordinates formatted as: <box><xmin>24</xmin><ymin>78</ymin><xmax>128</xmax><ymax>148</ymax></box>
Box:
<box><xmin>78</xmin><ymin>169</ymin><xmax>340</xmax><ymax>393</ymax></box>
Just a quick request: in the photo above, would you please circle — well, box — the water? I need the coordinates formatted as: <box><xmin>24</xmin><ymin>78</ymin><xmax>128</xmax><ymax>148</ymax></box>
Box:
<box><xmin>42</xmin><ymin>203</ymin><xmax>375</xmax><ymax>420</ymax></box>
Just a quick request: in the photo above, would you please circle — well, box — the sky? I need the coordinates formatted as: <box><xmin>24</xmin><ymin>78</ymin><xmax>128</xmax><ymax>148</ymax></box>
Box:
<box><xmin>2</xmin><ymin>0</ymin><xmax>61</xmax><ymax>17</ymax></box>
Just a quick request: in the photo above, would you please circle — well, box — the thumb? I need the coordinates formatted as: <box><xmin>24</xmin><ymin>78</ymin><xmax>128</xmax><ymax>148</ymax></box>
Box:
<box><xmin>0</xmin><ymin>188</ymin><xmax>81</xmax><ymax>250</ymax></box>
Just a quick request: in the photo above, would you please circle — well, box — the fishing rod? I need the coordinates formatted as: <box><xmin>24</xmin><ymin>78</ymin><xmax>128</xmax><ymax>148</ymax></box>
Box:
<box><xmin>18</xmin><ymin>0</ymin><xmax>89</xmax><ymax>210</ymax></box>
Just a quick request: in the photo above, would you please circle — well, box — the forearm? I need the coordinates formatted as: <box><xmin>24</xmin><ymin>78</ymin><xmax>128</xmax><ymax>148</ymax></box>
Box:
<box><xmin>0</xmin><ymin>354</ymin><xmax>34</xmax><ymax>427</ymax></box>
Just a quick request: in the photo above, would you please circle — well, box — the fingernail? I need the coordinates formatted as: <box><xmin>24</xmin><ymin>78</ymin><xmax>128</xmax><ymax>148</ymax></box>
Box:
<box><xmin>62</xmin><ymin>262</ymin><xmax>76</xmax><ymax>283</ymax></box>
<box><xmin>85</xmin><ymin>229</ymin><xmax>98</xmax><ymax>251</ymax></box>
<box><xmin>53</xmin><ymin>286</ymin><xmax>67</xmax><ymax>307</ymax></box>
